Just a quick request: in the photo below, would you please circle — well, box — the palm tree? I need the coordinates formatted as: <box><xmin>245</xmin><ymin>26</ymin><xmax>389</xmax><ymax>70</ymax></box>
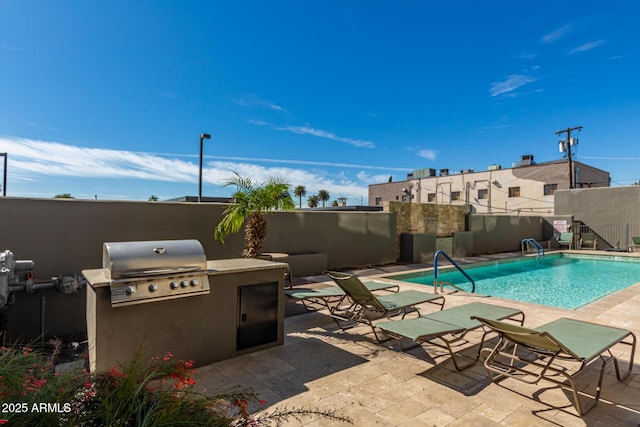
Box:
<box><xmin>148</xmin><ymin>195</ymin><xmax>159</xmax><ymax>201</ymax></box>
<box><xmin>293</xmin><ymin>185</ymin><xmax>307</xmax><ymax>209</ymax></box>
<box><xmin>307</xmin><ymin>195</ymin><xmax>319</xmax><ymax>208</ymax></box>
<box><xmin>317</xmin><ymin>189</ymin><xmax>330</xmax><ymax>207</ymax></box>
<box><xmin>214</xmin><ymin>172</ymin><xmax>294</xmax><ymax>257</ymax></box>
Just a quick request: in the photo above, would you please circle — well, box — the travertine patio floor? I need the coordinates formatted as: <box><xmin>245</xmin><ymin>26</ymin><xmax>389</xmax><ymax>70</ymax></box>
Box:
<box><xmin>194</xmin><ymin>252</ymin><xmax>640</xmax><ymax>426</ymax></box>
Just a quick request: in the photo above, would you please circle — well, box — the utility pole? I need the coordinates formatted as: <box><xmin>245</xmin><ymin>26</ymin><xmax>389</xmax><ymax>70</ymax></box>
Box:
<box><xmin>556</xmin><ymin>126</ymin><xmax>582</xmax><ymax>189</ymax></box>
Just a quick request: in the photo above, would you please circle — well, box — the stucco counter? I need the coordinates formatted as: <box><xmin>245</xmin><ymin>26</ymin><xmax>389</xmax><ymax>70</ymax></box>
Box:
<box><xmin>84</xmin><ymin>258</ymin><xmax>288</xmax><ymax>372</ymax></box>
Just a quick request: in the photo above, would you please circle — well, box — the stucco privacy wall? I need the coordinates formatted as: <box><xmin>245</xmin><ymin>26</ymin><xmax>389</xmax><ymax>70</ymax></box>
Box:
<box><xmin>0</xmin><ymin>197</ymin><xmax>395</xmax><ymax>339</ymax></box>
<box><xmin>469</xmin><ymin>215</ymin><xmax>544</xmax><ymax>254</ymax></box>
<box><xmin>262</xmin><ymin>210</ymin><xmax>396</xmax><ymax>269</ymax></box>
<box><xmin>555</xmin><ymin>186</ymin><xmax>640</xmax><ymax>225</ymax></box>
<box><xmin>555</xmin><ymin>186</ymin><xmax>640</xmax><ymax>248</ymax></box>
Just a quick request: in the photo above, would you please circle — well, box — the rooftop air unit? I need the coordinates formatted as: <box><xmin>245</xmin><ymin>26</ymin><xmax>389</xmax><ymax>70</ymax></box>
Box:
<box><xmin>519</xmin><ymin>154</ymin><xmax>535</xmax><ymax>166</ymax></box>
<box><xmin>487</xmin><ymin>164</ymin><xmax>502</xmax><ymax>171</ymax></box>
<box><xmin>439</xmin><ymin>168</ymin><xmax>449</xmax><ymax>176</ymax></box>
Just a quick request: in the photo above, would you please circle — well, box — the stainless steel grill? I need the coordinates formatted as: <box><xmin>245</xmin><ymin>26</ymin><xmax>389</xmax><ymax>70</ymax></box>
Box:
<box><xmin>102</xmin><ymin>239</ymin><xmax>210</xmax><ymax>307</ymax></box>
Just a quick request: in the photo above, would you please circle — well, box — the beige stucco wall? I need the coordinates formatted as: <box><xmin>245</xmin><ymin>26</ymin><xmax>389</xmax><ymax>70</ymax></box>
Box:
<box><xmin>555</xmin><ymin>186</ymin><xmax>640</xmax><ymax>248</ymax></box>
<box><xmin>0</xmin><ymin>197</ymin><xmax>396</xmax><ymax>339</ymax></box>
<box><xmin>470</xmin><ymin>215</ymin><xmax>545</xmax><ymax>254</ymax></box>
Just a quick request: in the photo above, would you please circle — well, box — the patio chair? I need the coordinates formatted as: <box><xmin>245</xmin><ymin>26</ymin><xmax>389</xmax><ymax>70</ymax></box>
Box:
<box><xmin>557</xmin><ymin>232</ymin><xmax>574</xmax><ymax>249</ymax></box>
<box><xmin>579</xmin><ymin>232</ymin><xmax>597</xmax><ymax>250</ymax></box>
<box><xmin>629</xmin><ymin>236</ymin><xmax>640</xmax><ymax>252</ymax></box>
<box><xmin>473</xmin><ymin>317</ymin><xmax>636</xmax><ymax>415</ymax></box>
<box><xmin>285</xmin><ymin>280</ymin><xmax>399</xmax><ymax>312</ymax></box>
<box><xmin>377</xmin><ymin>302</ymin><xmax>525</xmax><ymax>371</ymax></box>
<box><xmin>326</xmin><ymin>271</ymin><xmax>445</xmax><ymax>342</ymax></box>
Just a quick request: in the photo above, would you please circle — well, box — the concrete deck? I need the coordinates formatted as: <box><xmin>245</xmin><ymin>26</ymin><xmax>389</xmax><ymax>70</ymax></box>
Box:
<box><xmin>194</xmin><ymin>253</ymin><xmax>640</xmax><ymax>426</ymax></box>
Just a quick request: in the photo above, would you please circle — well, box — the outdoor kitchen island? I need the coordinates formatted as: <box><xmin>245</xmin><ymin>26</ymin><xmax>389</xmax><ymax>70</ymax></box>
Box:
<box><xmin>83</xmin><ymin>257</ymin><xmax>288</xmax><ymax>372</ymax></box>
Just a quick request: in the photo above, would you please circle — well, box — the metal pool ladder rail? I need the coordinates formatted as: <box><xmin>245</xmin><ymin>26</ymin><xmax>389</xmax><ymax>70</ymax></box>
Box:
<box><xmin>521</xmin><ymin>238</ymin><xmax>545</xmax><ymax>259</ymax></box>
<box><xmin>433</xmin><ymin>250</ymin><xmax>475</xmax><ymax>293</ymax></box>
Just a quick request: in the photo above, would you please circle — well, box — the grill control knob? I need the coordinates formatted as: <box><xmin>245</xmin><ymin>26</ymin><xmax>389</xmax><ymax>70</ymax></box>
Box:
<box><xmin>125</xmin><ymin>285</ymin><xmax>135</xmax><ymax>295</ymax></box>
<box><xmin>170</xmin><ymin>281</ymin><xmax>179</xmax><ymax>290</ymax></box>
<box><xmin>180</xmin><ymin>280</ymin><xmax>188</xmax><ymax>288</ymax></box>
<box><xmin>148</xmin><ymin>283</ymin><xmax>158</xmax><ymax>292</ymax></box>
<box><xmin>190</xmin><ymin>279</ymin><xmax>199</xmax><ymax>287</ymax></box>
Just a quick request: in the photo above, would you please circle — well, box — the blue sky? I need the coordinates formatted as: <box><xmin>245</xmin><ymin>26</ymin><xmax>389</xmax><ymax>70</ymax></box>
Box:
<box><xmin>1</xmin><ymin>1</ymin><xmax>639</xmax><ymax>204</ymax></box>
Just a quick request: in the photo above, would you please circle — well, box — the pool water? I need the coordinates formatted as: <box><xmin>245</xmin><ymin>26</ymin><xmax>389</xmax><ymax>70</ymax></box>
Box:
<box><xmin>392</xmin><ymin>254</ymin><xmax>640</xmax><ymax>309</ymax></box>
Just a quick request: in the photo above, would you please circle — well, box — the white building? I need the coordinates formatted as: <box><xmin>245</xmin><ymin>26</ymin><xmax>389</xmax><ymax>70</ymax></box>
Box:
<box><xmin>369</xmin><ymin>155</ymin><xmax>610</xmax><ymax>215</ymax></box>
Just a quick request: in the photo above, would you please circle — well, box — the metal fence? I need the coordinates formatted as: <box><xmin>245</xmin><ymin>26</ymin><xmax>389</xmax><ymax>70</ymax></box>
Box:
<box><xmin>577</xmin><ymin>223</ymin><xmax>640</xmax><ymax>251</ymax></box>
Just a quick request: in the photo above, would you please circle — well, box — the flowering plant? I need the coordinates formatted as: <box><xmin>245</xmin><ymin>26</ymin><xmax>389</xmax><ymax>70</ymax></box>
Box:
<box><xmin>1</xmin><ymin>345</ymin><xmax>351</xmax><ymax>426</ymax></box>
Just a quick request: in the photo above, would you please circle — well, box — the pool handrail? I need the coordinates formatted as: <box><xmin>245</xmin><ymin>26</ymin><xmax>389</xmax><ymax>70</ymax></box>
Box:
<box><xmin>433</xmin><ymin>250</ymin><xmax>476</xmax><ymax>293</ymax></box>
<box><xmin>521</xmin><ymin>238</ymin><xmax>545</xmax><ymax>259</ymax></box>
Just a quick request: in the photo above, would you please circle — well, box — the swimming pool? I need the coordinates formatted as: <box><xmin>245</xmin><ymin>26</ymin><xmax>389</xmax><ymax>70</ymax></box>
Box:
<box><xmin>388</xmin><ymin>254</ymin><xmax>640</xmax><ymax>309</ymax></box>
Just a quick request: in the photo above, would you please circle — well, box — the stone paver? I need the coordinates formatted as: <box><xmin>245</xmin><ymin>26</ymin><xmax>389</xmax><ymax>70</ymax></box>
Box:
<box><xmin>195</xmin><ymin>256</ymin><xmax>640</xmax><ymax>426</ymax></box>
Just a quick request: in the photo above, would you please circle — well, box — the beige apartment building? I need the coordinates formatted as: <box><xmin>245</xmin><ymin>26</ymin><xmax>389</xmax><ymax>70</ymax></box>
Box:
<box><xmin>369</xmin><ymin>155</ymin><xmax>610</xmax><ymax>215</ymax></box>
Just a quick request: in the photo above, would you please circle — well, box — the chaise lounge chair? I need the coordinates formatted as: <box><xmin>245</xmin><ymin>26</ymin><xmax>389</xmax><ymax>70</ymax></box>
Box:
<box><xmin>285</xmin><ymin>280</ymin><xmax>399</xmax><ymax>312</ymax></box>
<box><xmin>473</xmin><ymin>317</ymin><xmax>636</xmax><ymax>415</ymax></box>
<box><xmin>377</xmin><ymin>302</ymin><xmax>525</xmax><ymax>371</ymax></box>
<box><xmin>629</xmin><ymin>236</ymin><xmax>640</xmax><ymax>253</ymax></box>
<box><xmin>326</xmin><ymin>271</ymin><xmax>445</xmax><ymax>342</ymax></box>
<box><xmin>557</xmin><ymin>232</ymin><xmax>574</xmax><ymax>249</ymax></box>
<box><xmin>579</xmin><ymin>232</ymin><xmax>598</xmax><ymax>250</ymax></box>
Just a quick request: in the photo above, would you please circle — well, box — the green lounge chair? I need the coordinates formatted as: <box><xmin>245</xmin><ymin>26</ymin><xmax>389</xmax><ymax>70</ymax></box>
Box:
<box><xmin>579</xmin><ymin>232</ymin><xmax>598</xmax><ymax>250</ymax></box>
<box><xmin>326</xmin><ymin>271</ymin><xmax>445</xmax><ymax>342</ymax></box>
<box><xmin>557</xmin><ymin>232</ymin><xmax>574</xmax><ymax>249</ymax></box>
<box><xmin>629</xmin><ymin>236</ymin><xmax>640</xmax><ymax>252</ymax></box>
<box><xmin>285</xmin><ymin>280</ymin><xmax>399</xmax><ymax>312</ymax></box>
<box><xmin>473</xmin><ymin>317</ymin><xmax>636</xmax><ymax>415</ymax></box>
<box><xmin>377</xmin><ymin>302</ymin><xmax>525</xmax><ymax>371</ymax></box>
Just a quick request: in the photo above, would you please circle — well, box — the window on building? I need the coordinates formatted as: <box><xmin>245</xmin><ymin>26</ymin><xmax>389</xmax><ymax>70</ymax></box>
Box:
<box><xmin>375</xmin><ymin>197</ymin><xmax>382</xmax><ymax>205</ymax></box>
<box><xmin>477</xmin><ymin>189</ymin><xmax>488</xmax><ymax>200</ymax></box>
<box><xmin>543</xmin><ymin>183</ymin><xmax>558</xmax><ymax>196</ymax></box>
<box><xmin>427</xmin><ymin>193</ymin><xmax>436</xmax><ymax>203</ymax></box>
<box><xmin>451</xmin><ymin>191</ymin><xmax>461</xmax><ymax>201</ymax></box>
<box><xmin>508</xmin><ymin>187</ymin><xmax>521</xmax><ymax>197</ymax></box>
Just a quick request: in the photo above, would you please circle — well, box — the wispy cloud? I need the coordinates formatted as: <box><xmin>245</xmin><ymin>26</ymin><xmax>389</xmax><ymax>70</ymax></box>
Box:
<box><xmin>569</xmin><ymin>40</ymin><xmax>605</xmax><ymax>54</ymax></box>
<box><xmin>541</xmin><ymin>24</ymin><xmax>573</xmax><ymax>43</ymax></box>
<box><xmin>0</xmin><ymin>43</ymin><xmax>22</xmax><ymax>51</ymax></box>
<box><xmin>276</xmin><ymin>125</ymin><xmax>375</xmax><ymax>148</ymax></box>
<box><xmin>417</xmin><ymin>149</ymin><xmax>437</xmax><ymax>160</ymax></box>
<box><xmin>1</xmin><ymin>137</ymin><xmax>202</xmax><ymax>183</ymax></box>
<box><xmin>268</xmin><ymin>103</ymin><xmax>285</xmax><ymax>111</ymax></box>
<box><xmin>490</xmin><ymin>74</ymin><xmax>536</xmax><ymax>97</ymax></box>
<box><xmin>247</xmin><ymin>119</ymin><xmax>375</xmax><ymax>148</ymax></box>
<box><xmin>247</xmin><ymin>119</ymin><xmax>269</xmax><ymax>126</ymax></box>
<box><xmin>233</xmin><ymin>95</ymin><xmax>286</xmax><ymax>112</ymax></box>
<box><xmin>513</xmin><ymin>53</ymin><xmax>537</xmax><ymax>60</ymax></box>
<box><xmin>202</xmin><ymin>155</ymin><xmax>410</xmax><ymax>172</ymax></box>
<box><xmin>0</xmin><ymin>137</ymin><xmax>391</xmax><ymax>201</ymax></box>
